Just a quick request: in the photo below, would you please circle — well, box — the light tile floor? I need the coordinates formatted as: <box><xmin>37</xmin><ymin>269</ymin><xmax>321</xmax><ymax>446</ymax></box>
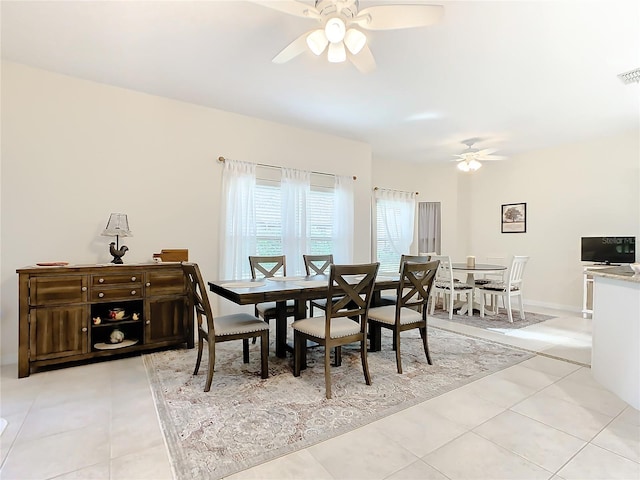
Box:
<box><xmin>1</xmin><ymin>306</ymin><xmax>638</xmax><ymax>480</ymax></box>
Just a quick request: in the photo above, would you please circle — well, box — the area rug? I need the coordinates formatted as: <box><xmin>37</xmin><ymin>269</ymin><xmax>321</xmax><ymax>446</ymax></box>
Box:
<box><xmin>430</xmin><ymin>306</ymin><xmax>555</xmax><ymax>330</ymax></box>
<box><xmin>144</xmin><ymin>327</ymin><xmax>532</xmax><ymax>480</ymax></box>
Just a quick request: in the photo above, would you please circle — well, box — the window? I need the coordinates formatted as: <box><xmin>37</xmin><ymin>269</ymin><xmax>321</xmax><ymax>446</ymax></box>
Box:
<box><xmin>373</xmin><ymin>189</ymin><xmax>416</xmax><ymax>274</ymax></box>
<box><xmin>254</xmin><ymin>178</ymin><xmax>335</xmax><ymax>274</ymax></box>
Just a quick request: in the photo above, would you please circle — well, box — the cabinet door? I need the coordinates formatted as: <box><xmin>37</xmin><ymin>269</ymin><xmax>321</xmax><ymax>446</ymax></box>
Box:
<box><xmin>145</xmin><ymin>297</ymin><xmax>187</xmax><ymax>344</ymax></box>
<box><xmin>30</xmin><ymin>306</ymin><xmax>88</xmax><ymax>360</ymax></box>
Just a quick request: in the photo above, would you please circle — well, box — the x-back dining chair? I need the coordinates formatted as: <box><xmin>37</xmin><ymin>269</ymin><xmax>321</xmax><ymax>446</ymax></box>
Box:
<box><xmin>303</xmin><ymin>254</ymin><xmax>336</xmax><ymax>316</ymax></box>
<box><xmin>292</xmin><ymin>262</ymin><xmax>380</xmax><ymax>399</ymax></box>
<box><xmin>249</xmin><ymin>255</ymin><xmax>298</xmax><ymax>326</ymax></box>
<box><xmin>477</xmin><ymin>255</ymin><xmax>529</xmax><ymax>323</ymax></box>
<box><xmin>429</xmin><ymin>255</ymin><xmax>473</xmax><ymax>319</ymax></box>
<box><xmin>182</xmin><ymin>263</ymin><xmax>269</xmax><ymax>392</ymax></box>
<box><xmin>376</xmin><ymin>254</ymin><xmax>433</xmax><ymax>307</ymax></box>
<box><xmin>367</xmin><ymin>260</ymin><xmax>439</xmax><ymax>373</ymax></box>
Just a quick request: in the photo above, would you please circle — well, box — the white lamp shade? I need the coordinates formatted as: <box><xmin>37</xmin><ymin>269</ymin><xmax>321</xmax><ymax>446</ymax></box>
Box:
<box><xmin>101</xmin><ymin>213</ymin><xmax>133</xmax><ymax>237</ymax></box>
<box><xmin>327</xmin><ymin>41</ymin><xmax>346</xmax><ymax>63</ymax></box>
<box><xmin>325</xmin><ymin>17</ymin><xmax>346</xmax><ymax>43</ymax></box>
<box><xmin>457</xmin><ymin>161</ymin><xmax>470</xmax><ymax>172</ymax></box>
<box><xmin>306</xmin><ymin>29</ymin><xmax>328</xmax><ymax>56</ymax></box>
<box><xmin>344</xmin><ymin>28</ymin><xmax>366</xmax><ymax>55</ymax></box>
<box><xmin>468</xmin><ymin>159</ymin><xmax>482</xmax><ymax>170</ymax></box>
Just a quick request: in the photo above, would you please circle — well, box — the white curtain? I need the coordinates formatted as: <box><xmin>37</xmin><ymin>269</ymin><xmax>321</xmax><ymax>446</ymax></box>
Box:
<box><xmin>332</xmin><ymin>175</ymin><xmax>354</xmax><ymax>264</ymax></box>
<box><xmin>220</xmin><ymin>159</ymin><xmax>256</xmax><ymax>280</ymax></box>
<box><xmin>281</xmin><ymin>168</ymin><xmax>310</xmax><ymax>276</ymax></box>
<box><xmin>418</xmin><ymin>202</ymin><xmax>441</xmax><ymax>254</ymax></box>
<box><xmin>374</xmin><ymin>188</ymin><xmax>416</xmax><ymax>271</ymax></box>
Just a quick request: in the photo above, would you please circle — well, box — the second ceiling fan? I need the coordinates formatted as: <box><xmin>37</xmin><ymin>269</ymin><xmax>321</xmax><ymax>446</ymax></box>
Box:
<box><xmin>254</xmin><ymin>0</ymin><xmax>444</xmax><ymax>73</ymax></box>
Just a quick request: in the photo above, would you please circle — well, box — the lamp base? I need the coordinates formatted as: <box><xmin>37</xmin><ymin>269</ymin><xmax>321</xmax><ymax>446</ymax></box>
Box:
<box><xmin>109</xmin><ymin>242</ymin><xmax>129</xmax><ymax>264</ymax></box>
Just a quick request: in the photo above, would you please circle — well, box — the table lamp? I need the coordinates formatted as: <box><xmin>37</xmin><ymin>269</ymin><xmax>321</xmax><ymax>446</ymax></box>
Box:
<box><xmin>101</xmin><ymin>213</ymin><xmax>132</xmax><ymax>264</ymax></box>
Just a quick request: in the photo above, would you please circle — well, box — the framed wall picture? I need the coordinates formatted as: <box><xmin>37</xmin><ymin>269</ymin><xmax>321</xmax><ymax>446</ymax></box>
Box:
<box><xmin>501</xmin><ymin>203</ymin><xmax>527</xmax><ymax>233</ymax></box>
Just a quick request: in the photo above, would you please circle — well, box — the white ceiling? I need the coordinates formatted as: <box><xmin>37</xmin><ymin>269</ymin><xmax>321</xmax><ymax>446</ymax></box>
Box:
<box><xmin>2</xmin><ymin>0</ymin><xmax>638</xmax><ymax>164</ymax></box>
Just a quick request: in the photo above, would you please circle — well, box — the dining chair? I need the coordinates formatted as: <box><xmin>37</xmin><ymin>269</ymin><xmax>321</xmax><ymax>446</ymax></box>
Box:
<box><xmin>303</xmin><ymin>254</ymin><xmax>337</xmax><ymax>316</ymax></box>
<box><xmin>249</xmin><ymin>255</ymin><xmax>298</xmax><ymax>327</ymax></box>
<box><xmin>475</xmin><ymin>255</ymin><xmax>507</xmax><ymax>313</ymax></box>
<box><xmin>376</xmin><ymin>254</ymin><xmax>433</xmax><ymax>307</ymax></box>
<box><xmin>182</xmin><ymin>263</ymin><xmax>269</xmax><ymax>392</ymax></box>
<box><xmin>292</xmin><ymin>262</ymin><xmax>380</xmax><ymax>399</ymax></box>
<box><xmin>367</xmin><ymin>260</ymin><xmax>439</xmax><ymax>374</ymax></box>
<box><xmin>429</xmin><ymin>255</ymin><xmax>474</xmax><ymax>319</ymax></box>
<box><xmin>477</xmin><ymin>255</ymin><xmax>529</xmax><ymax>323</ymax></box>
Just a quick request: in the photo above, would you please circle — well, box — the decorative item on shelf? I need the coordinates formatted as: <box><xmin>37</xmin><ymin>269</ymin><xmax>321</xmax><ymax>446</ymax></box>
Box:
<box><xmin>466</xmin><ymin>256</ymin><xmax>476</xmax><ymax>268</ymax></box>
<box><xmin>109</xmin><ymin>329</ymin><xmax>125</xmax><ymax>344</ymax></box>
<box><xmin>132</xmin><ymin>312</ymin><xmax>140</xmax><ymax>321</ymax></box>
<box><xmin>101</xmin><ymin>213</ymin><xmax>132</xmax><ymax>264</ymax></box>
<box><xmin>92</xmin><ymin>316</ymin><xmax>102</xmax><ymax>325</ymax></box>
<box><xmin>108</xmin><ymin>308</ymin><xmax>126</xmax><ymax>320</ymax></box>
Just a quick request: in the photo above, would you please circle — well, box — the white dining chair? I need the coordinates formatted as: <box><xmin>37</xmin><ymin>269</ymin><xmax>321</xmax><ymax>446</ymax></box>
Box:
<box><xmin>429</xmin><ymin>255</ymin><xmax>473</xmax><ymax>319</ymax></box>
<box><xmin>477</xmin><ymin>255</ymin><xmax>529</xmax><ymax>323</ymax></box>
<box><xmin>475</xmin><ymin>255</ymin><xmax>507</xmax><ymax>313</ymax></box>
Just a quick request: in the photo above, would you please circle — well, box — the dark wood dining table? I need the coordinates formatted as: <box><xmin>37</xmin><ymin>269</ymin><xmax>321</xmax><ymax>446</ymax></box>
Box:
<box><xmin>208</xmin><ymin>274</ymin><xmax>399</xmax><ymax>358</ymax></box>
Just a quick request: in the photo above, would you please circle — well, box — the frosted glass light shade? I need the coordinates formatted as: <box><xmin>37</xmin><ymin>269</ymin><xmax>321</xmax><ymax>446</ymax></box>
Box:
<box><xmin>325</xmin><ymin>17</ymin><xmax>346</xmax><ymax>43</ymax></box>
<box><xmin>344</xmin><ymin>28</ymin><xmax>366</xmax><ymax>55</ymax></box>
<box><xmin>101</xmin><ymin>213</ymin><xmax>133</xmax><ymax>237</ymax></box>
<box><xmin>307</xmin><ymin>29</ymin><xmax>328</xmax><ymax>55</ymax></box>
<box><xmin>328</xmin><ymin>42</ymin><xmax>346</xmax><ymax>63</ymax></box>
<box><xmin>457</xmin><ymin>160</ymin><xmax>482</xmax><ymax>172</ymax></box>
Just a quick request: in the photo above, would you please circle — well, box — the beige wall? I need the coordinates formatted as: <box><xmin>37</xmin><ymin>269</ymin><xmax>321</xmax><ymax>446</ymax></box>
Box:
<box><xmin>0</xmin><ymin>62</ymin><xmax>372</xmax><ymax>364</ymax></box>
<box><xmin>374</xmin><ymin>129</ymin><xmax>640</xmax><ymax>311</ymax></box>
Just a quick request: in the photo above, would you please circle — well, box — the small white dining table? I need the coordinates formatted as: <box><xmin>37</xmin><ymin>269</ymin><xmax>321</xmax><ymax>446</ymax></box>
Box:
<box><xmin>451</xmin><ymin>263</ymin><xmax>507</xmax><ymax>314</ymax></box>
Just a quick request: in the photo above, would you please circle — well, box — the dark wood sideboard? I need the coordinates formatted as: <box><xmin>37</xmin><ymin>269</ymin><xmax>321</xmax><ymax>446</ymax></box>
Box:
<box><xmin>17</xmin><ymin>263</ymin><xmax>194</xmax><ymax>378</ymax></box>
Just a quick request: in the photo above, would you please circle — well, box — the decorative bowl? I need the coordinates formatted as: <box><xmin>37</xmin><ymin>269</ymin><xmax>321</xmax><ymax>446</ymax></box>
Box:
<box><xmin>631</xmin><ymin>263</ymin><xmax>640</xmax><ymax>275</ymax></box>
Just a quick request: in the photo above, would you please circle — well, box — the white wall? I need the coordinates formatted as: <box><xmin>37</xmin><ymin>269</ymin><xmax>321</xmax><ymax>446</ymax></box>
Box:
<box><xmin>469</xmin><ymin>131</ymin><xmax>640</xmax><ymax>310</ymax></box>
<box><xmin>374</xmin><ymin>130</ymin><xmax>640</xmax><ymax>312</ymax></box>
<box><xmin>0</xmin><ymin>62</ymin><xmax>372</xmax><ymax>364</ymax></box>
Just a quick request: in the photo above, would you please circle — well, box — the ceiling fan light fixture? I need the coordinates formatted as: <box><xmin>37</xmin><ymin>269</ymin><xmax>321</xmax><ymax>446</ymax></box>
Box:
<box><xmin>327</xmin><ymin>41</ymin><xmax>346</xmax><ymax>63</ymax></box>
<box><xmin>344</xmin><ymin>28</ymin><xmax>366</xmax><ymax>55</ymax></box>
<box><xmin>457</xmin><ymin>159</ymin><xmax>482</xmax><ymax>172</ymax></box>
<box><xmin>325</xmin><ymin>17</ymin><xmax>346</xmax><ymax>43</ymax></box>
<box><xmin>307</xmin><ymin>29</ymin><xmax>328</xmax><ymax>55</ymax></box>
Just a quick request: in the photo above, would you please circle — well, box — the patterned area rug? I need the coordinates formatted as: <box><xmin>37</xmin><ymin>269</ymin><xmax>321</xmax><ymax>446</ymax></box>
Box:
<box><xmin>145</xmin><ymin>327</ymin><xmax>532</xmax><ymax>480</ymax></box>
<box><xmin>430</xmin><ymin>306</ymin><xmax>555</xmax><ymax>330</ymax></box>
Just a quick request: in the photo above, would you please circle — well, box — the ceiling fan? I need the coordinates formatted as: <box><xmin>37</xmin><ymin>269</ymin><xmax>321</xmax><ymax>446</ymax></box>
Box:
<box><xmin>453</xmin><ymin>138</ymin><xmax>507</xmax><ymax>172</ymax></box>
<box><xmin>253</xmin><ymin>0</ymin><xmax>444</xmax><ymax>73</ymax></box>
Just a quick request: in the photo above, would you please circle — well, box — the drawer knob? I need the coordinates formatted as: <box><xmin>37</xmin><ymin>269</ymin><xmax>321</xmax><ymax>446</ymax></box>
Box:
<box><xmin>99</xmin><ymin>278</ymin><xmax>104</xmax><ymax>283</ymax></box>
<box><xmin>81</xmin><ymin>286</ymin><xmax>87</xmax><ymax>292</ymax></box>
<box><xmin>131</xmin><ymin>290</ymin><xmax>136</xmax><ymax>295</ymax></box>
<box><xmin>146</xmin><ymin>282</ymin><xmax>151</xmax><ymax>287</ymax></box>
<box><xmin>131</xmin><ymin>276</ymin><xmax>136</xmax><ymax>282</ymax></box>
<box><xmin>98</xmin><ymin>292</ymin><xmax>104</xmax><ymax>298</ymax></box>
<box><xmin>82</xmin><ymin>327</ymin><xmax>88</xmax><ymax>332</ymax></box>
<box><xmin>145</xmin><ymin>320</ymin><xmax>150</xmax><ymax>325</ymax></box>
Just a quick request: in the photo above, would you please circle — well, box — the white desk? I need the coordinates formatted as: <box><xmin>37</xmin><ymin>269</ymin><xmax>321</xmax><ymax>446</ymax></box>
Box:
<box><xmin>451</xmin><ymin>263</ymin><xmax>507</xmax><ymax>314</ymax></box>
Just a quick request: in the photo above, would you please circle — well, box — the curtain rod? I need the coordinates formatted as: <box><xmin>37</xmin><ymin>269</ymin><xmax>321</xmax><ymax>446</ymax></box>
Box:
<box><xmin>218</xmin><ymin>156</ymin><xmax>356</xmax><ymax>181</ymax></box>
<box><xmin>374</xmin><ymin>186</ymin><xmax>419</xmax><ymax>195</ymax></box>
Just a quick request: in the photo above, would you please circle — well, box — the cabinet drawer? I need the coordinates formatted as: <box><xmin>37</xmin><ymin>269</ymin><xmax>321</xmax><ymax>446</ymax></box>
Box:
<box><xmin>91</xmin><ymin>286</ymin><xmax>143</xmax><ymax>301</ymax></box>
<box><xmin>30</xmin><ymin>276</ymin><xmax>88</xmax><ymax>306</ymax></box>
<box><xmin>147</xmin><ymin>270</ymin><xmax>185</xmax><ymax>296</ymax></box>
<box><xmin>92</xmin><ymin>273</ymin><xmax>143</xmax><ymax>286</ymax></box>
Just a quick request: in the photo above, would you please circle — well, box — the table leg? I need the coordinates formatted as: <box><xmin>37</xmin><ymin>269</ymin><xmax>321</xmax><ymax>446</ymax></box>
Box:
<box><xmin>275</xmin><ymin>301</ymin><xmax>287</xmax><ymax>358</ymax></box>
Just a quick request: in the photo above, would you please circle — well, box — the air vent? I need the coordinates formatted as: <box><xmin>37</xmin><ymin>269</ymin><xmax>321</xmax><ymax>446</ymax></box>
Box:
<box><xmin>618</xmin><ymin>68</ymin><xmax>640</xmax><ymax>84</ymax></box>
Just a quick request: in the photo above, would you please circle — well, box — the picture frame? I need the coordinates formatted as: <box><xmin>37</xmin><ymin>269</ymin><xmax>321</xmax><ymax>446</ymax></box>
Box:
<box><xmin>501</xmin><ymin>203</ymin><xmax>527</xmax><ymax>233</ymax></box>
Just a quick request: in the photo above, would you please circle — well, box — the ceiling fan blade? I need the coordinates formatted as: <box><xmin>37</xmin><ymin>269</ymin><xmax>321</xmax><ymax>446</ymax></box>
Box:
<box><xmin>475</xmin><ymin>148</ymin><xmax>496</xmax><ymax>156</ymax></box>
<box><xmin>353</xmin><ymin>5</ymin><xmax>444</xmax><ymax>30</ymax></box>
<box><xmin>478</xmin><ymin>155</ymin><xmax>507</xmax><ymax>161</ymax></box>
<box><xmin>251</xmin><ymin>0</ymin><xmax>320</xmax><ymax>19</ymax></box>
<box><xmin>348</xmin><ymin>44</ymin><xmax>376</xmax><ymax>73</ymax></box>
<box><xmin>272</xmin><ymin>31</ymin><xmax>310</xmax><ymax>64</ymax></box>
